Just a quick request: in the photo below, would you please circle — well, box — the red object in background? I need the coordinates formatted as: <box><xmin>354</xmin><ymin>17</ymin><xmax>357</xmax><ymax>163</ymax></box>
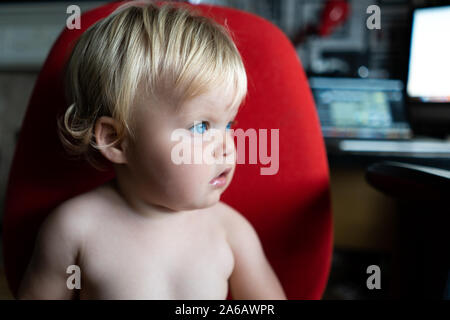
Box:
<box><xmin>2</xmin><ymin>1</ymin><xmax>333</xmax><ymax>299</ymax></box>
<box><xmin>292</xmin><ymin>0</ymin><xmax>350</xmax><ymax>46</ymax></box>
<box><xmin>318</xmin><ymin>0</ymin><xmax>350</xmax><ymax>36</ymax></box>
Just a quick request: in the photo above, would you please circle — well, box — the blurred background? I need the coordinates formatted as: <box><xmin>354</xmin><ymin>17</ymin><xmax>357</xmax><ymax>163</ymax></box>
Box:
<box><xmin>0</xmin><ymin>0</ymin><xmax>449</xmax><ymax>299</ymax></box>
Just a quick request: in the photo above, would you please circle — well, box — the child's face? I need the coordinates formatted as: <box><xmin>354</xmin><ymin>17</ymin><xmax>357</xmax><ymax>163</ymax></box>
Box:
<box><xmin>123</xmin><ymin>82</ymin><xmax>239</xmax><ymax>212</ymax></box>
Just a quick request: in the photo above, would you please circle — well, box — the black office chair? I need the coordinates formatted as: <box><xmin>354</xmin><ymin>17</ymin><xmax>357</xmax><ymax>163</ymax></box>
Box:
<box><xmin>366</xmin><ymin>161</ymin><xmax>450</xmax><ymax>299</ymax></box>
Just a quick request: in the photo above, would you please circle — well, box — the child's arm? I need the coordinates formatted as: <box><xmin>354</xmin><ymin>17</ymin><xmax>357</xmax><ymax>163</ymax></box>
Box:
<box><xmin>17</xmin><ymin>204</ymin><xmax>84</xmax><ymax>300</ymax></box>
<box><xmin>222</xmin><ymin>205</ymin><xmax>287</xmax><ymax>300</ymax></box>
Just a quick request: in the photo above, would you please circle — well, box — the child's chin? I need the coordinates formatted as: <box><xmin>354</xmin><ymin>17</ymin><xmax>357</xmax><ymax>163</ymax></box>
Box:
<box><xmin>195</xmin><ymin>195</ymin><xmax>223</xmax><ymax>210</ymax></box>
<box><xmin>168</xmin><ymin>196</ymin><xmax>220</xmax><ymax>211</ymax></box>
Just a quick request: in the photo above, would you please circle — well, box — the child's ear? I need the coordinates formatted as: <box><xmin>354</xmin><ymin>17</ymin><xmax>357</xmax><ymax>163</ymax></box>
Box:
<box><xmin>94</xmin><ymin>116</ymin><xmax>129</xmax><ymax>164</ymax></box>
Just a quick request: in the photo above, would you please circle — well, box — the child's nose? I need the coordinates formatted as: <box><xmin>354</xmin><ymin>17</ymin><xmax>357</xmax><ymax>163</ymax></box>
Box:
<box><xmin>213</xmin><ymin>131</ymin><xmax>235</xmax><ymax>159</ymax></box>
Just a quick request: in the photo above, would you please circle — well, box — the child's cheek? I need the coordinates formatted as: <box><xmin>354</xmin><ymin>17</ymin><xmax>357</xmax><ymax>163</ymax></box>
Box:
<box><xmin>166</xmin><ymin>133</ymin><xmax>213</xmax><ymax>166</ymax></box>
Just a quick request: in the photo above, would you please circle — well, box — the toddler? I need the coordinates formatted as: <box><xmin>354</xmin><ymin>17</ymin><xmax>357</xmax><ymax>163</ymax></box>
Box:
<box><xmin>17</xmin><ymin>1</ymin><xmax>286</xmax><ymax>300</ymax></box>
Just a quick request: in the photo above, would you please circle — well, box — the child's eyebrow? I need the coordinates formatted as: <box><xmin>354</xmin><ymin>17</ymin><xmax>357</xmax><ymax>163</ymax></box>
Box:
<box><xmin>182</xmin><ymin>110</ymin><xmax>237</xmax><ymax>126</ymax></box>
<box><xmin>182</xmin><ymin>103</ymin><xmax>238</xmax><ymax>121</ymax></box>
<box><xmin>183</xmin><ymin>110</ymin><xmax>222</xmax><ymax>122</ymax></box>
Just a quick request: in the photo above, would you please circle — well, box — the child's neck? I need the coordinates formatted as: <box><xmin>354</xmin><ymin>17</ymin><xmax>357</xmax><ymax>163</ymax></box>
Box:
<box><xmin>108</xmin><ymin>177</ymin><xmax>195</xmax><ymax>221</ymax></box>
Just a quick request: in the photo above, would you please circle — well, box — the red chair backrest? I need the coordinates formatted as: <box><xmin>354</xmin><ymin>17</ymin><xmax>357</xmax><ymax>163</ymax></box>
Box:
<box><xmin>3</xmin><ymin>1</ymin><xmax>333</xmax><ymax>299</ymax></box>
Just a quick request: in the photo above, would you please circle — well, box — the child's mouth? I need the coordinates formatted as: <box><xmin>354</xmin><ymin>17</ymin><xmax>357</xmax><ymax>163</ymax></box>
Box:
<box><xmin>209</xmin><ymin>168</ymin><xmax>232</xmax><ymax>187</ymax></box>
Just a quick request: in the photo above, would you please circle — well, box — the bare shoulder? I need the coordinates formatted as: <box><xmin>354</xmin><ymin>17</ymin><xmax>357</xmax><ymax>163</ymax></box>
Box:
<box><xmin>215</xmin><ymin>205</ymin><xmax>286</xmax><ymax>300</ymax></box>
<box><xmin>214</xmin><ymin>201</ymin><xmax>241</xmax><ymax>225</ymax></box>
<box><xmin>17</xmin><ymin>184</ymin><xmax>116</xmax><ymax>299</ymax></box>
<box><xmin>43</xmin><ymin>183</ymin><xmax>116</xmax><ymax>238</ymax></box>
<box><xmin>214</xmin><ymin>201</ymin><xmax>257</xmax><ymax>241</ymax></box>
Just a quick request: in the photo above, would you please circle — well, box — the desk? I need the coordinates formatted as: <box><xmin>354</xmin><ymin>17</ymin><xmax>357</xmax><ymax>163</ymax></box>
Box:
<box><xmin>326</xmin><ymin>137</ymin><xmax>450</xmax><ymax>251</ymax></box>
<box><xmin>326</xmin><ymin>138</ymin><xmax>450</xmax><ymax>168</ymax></box>
<box><xmin>327</xmin><ymin>139</ymin><xmax>449</xmax><ymax>298</ymax></box>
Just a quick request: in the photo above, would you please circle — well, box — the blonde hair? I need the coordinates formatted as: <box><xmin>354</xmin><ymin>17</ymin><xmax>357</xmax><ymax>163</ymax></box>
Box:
<box><xmin>58</xmin><ymin>0</ymin><xmax>248</xmax><ymax>170</ymax></box>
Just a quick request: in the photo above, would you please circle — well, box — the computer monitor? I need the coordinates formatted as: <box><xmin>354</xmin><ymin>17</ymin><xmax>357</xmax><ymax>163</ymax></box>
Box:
<box><xmin>310</xmin><ymin>77</ymin><xmax>412</xmax><ymax>140</ymax></box>
<box><xmin>406</xmin><ymin>5</ymin><xmax>450</xmax><ymax>136</ymax></box>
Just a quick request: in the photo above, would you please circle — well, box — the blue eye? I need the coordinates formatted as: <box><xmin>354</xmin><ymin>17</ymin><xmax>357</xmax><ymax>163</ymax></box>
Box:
<box><xmin>226</xmin><ymin>121</ymin><xmax>236</xmax><ymax>130</ymax></box>
<box><xmin>189</xmin><ymin>121</ymin><xmax>208</xmax><ymax>134</ymax></box>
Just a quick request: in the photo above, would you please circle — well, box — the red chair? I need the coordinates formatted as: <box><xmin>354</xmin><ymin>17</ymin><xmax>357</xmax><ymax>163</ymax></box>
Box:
<box><xmin>2</xmin><ymin>1</ymin><xmax>333</xmax><ymax>299</ymax></box>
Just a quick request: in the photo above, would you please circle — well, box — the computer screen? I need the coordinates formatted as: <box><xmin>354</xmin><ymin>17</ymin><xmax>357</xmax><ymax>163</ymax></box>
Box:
<box><xmin>310</xmin><ymin>77</ymin><xmax>412</xmax><ymax>140</ymax></box>
<box><xmin>406</xmin><ymin>5</ymin><xmax>450</xmax><ymax>103</ymax></box>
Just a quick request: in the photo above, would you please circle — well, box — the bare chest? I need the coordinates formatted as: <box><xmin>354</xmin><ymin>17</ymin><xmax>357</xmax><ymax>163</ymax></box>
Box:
<box><xmin>78</xmin><ymin>217</ymin><xmax>234</xmax><ymax>299</ymax></box>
